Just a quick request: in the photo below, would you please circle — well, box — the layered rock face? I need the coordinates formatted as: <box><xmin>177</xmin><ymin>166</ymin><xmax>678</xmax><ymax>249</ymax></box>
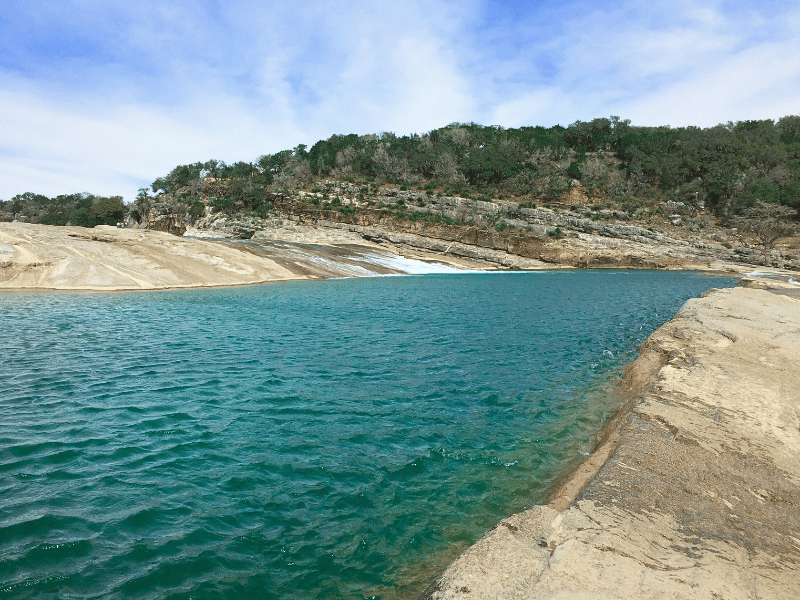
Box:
<box><xmin>422</xmin><ymin>286</ymin><xmax>800</xmax><ymax>599</ymax></box>
<box><xmin>126</xmin><ymin>180</ymin><xmax>800</xmax><ymax>271</ymax></box>
<box><xmin>126</xmin><ymin>203</ymin><xmax>189</xmax><ymax>235</ymax></box>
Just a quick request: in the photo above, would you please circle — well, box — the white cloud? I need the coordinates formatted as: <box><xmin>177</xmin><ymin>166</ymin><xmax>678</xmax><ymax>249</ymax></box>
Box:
<box><xmin>483</xmin><ymin>0</ymin><xmax>800</xmax><ymax>127</ymax></box>
<box><xmin>0</xmin><ymin>0</ymin><xmax>798</xmax><ymax>202</ymax></box>
<box><xmin>621</xmin><ymin>42</ymin><xmax>800</xmax><ymax>126</ymax></box>
<box><xmin>0</xmin><ymin>0</ymin><xmax>477</xmax><ymax>201</ymax></box>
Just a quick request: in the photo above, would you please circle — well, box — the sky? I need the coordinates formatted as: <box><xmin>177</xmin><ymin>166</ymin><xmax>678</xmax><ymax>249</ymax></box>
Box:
<box><xmin>1</xmin><ymin>0</ymin><xmax>798</xmax><ymax>203</ymax></box>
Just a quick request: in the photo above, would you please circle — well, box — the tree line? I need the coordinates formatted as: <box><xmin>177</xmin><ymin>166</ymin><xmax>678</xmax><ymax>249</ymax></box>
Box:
<box><xmin>140</xmin><ymin>115</ymin><xmax>800</xmax><ymax>219</ymax></box>
<box><xmin>0</xmin><ymin>192</ymin><xmax>126</xmax><ymax>227</ymax></box>
<box><xmin>3</xmin><ymin>115</ymin><xmax>799</xmax><ymax>227</ymax></box>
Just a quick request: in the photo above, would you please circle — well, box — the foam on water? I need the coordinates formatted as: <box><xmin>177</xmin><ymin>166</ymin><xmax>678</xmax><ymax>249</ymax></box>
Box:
<box><xmin>353</xmin><ymin>251</ymin><xmax>466</xmax><ymax>275</ymax></box>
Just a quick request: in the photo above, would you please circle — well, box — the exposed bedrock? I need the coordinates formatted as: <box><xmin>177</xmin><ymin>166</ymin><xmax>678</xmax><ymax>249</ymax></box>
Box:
<box><xmin>180</xmin><ymin>206</ymin><xmax>800</xmax><ymax>271</ymax></box>
<box><xmin>421</xmin><ymin>286</ymin><xmax>800</xmax><ymax>599</ymax></box>
<box><xmin>285</xmin><ymin>220</ymin><xmax>725</xmax><ymax>271</ymax></box>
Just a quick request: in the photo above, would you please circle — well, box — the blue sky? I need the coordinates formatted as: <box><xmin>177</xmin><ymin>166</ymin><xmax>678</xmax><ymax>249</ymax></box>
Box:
<box><xmin>1</xmin><ymin>0</ymin><xmax>798</xmax><ymax>203</ymax></box>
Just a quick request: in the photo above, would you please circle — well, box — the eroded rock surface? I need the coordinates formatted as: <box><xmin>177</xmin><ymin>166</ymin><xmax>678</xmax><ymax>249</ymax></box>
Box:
<box><xmin>0</xmin><ymin>222</ymin><xmax>477</xmax><ymax>290</ymax></box>
<box><xmin>0</xmin><ymin>223</ymin><xmax>300</xmax><ymax>290</ymax></box>
<box><xmin>423</xmin><ymin>287</ymin><xmax>800</xmax><ymax>599</ymax></box>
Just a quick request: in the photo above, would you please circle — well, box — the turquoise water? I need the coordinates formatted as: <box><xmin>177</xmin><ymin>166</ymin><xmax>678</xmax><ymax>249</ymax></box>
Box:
<box><xmin>0</xmin><ymin>271</ymin><xmax>735</xmax><ymax>600</ymax></box>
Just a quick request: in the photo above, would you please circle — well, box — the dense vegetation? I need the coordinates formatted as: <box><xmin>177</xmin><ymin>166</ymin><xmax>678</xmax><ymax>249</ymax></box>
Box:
<box><xmin>3</xmin><ymin>116</ymin><xmax>799</xmax><ymax>228</ymax></box>
<box><xmin>0</xmin><ymin>192</ymin><xmax>126</xmax><ymax>227</ymax></box>
<box><xmin>136</xmin><ymin>115</ymin><xmax>800</xmax><ymax>220</ymax></box>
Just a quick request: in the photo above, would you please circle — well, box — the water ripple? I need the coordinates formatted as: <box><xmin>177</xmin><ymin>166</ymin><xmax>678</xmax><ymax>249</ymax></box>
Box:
<box><xmin>0</xmin><ymin>271</ymin><xmax>735</xmax><ymax>599</ymax></box>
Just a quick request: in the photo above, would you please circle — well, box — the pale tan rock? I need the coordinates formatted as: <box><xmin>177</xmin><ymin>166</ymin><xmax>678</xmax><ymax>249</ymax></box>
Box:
<box><xmin>0</xmin><ymin>222</ymin><xmax>493</xmax><ymax>290</ymax></box>
<box><xmin>423</xmin><ymin>287</ymin><xmax>800</xmax><ymax>600</ymax></box>
<box><xmin>0</xmin><ymin>222</ymin><xmax>305</xmax><ymax>290</ymax></box>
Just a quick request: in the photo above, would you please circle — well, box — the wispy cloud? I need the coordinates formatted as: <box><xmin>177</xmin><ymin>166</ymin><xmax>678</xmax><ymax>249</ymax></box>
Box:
<box><xmin>1</xmin><ymin>0</ymin><xmax>797</xmax><ymax>202</ymax></box>
<box><xmin>487</xmin><ymin>0</ymin><xmax>800</xmax><ymax>126</ymax></box>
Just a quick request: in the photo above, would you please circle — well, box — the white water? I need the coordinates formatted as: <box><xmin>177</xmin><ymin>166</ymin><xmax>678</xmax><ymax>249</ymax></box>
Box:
<box><xmin>357</xmin><ymin>251</ymin><xmax>466</xmax><ymax>275</ymax></box>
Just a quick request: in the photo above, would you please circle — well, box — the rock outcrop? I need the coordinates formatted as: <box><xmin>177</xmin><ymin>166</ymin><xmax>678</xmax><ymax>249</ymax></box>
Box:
<box><xmin>0</xmin><ymin>223</ymin><xmax>298</xmax><ymax>290</ymax></box>
<box><xmin>123</xmin><ymin>180</ymin><xmax>800</xmax><ymax>272</ymax></box>
<box><xmin>127</xmin><ymin>202</ymin><xmax>189</xmax><ymax>235</ymax></box>
<box><xmin>0</xmin><ymin>222</ymin><xmax>476</xmax><ymax>290</ymax></box>
<box><xmin>421</xmin><ymin>285</ymin><xmax>800</xmax><ymax>599</ymax></box>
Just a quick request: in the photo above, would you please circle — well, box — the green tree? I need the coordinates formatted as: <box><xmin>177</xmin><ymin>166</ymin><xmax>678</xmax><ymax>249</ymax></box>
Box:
<box><xmin>460</xmin><ymin>145</ymin><xmax>526</xmax><ymax>185</ymax></box>
<box><xmin>91</xmin><ymin>196</ymin><xmax>126</xmax><ymax>225</ymax></box>
<box><xmin>151</xmin><ymin>163</ymin><xmax>204</xmax><ymax>194</ymax></box>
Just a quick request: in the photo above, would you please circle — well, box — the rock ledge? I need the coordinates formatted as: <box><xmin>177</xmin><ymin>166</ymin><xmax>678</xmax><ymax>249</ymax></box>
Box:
<box><xmin>422</xmin><ymin>286</ymin><xmax>800</xmax><ymax>599</ymax></box>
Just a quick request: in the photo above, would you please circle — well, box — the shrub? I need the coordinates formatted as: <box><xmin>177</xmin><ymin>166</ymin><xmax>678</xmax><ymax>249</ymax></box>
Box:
<box><xmin>189</xmin><ymin>201</ymin><xmax>205</xmax><ymax>217</ymax></box>
<box><xmin>209</xmin><ymin>196</ymin><xmax>234</xmax><ymax>210</ymax></box>
<box><xmin>434</xmin><ymin>214</ymin><xmax>455</xmax><ymax>225</ymax></box>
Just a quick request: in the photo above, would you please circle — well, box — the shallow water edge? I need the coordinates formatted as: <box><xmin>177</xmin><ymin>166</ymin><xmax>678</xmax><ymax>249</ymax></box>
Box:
<box><xmin>1</xmin><ymin>270</ymin><xmax>741</xmax><ymax>600</ymax></box>
<box><xmin>421</xmin><ymin>282</ymin><xmax>800</xmax><ymax>599</ymax></box>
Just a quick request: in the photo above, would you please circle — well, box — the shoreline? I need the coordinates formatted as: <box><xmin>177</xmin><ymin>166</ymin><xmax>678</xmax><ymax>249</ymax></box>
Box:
<box><xmin>4</xmin><ymin>221</ymin><xmax>792</xmax><ymax>293</ymax></box>
<box><xmin>0</xmin><ymin>222</ymin><xmax>506</xmax><ymax>292</ymax></box>
<box><xmin>419</xmin><ymin>278</ymin><xmax>800</xmax><ymax>599</ymax></box>
<box><xmin>545</xmin><ymin>281</ymin><xmax>800</xmax><ymax>515</ymax></box>
<box><xmin>4</xmin><ymin>221</ymin><xmax>800</xmax><ymax>596</ymax></box>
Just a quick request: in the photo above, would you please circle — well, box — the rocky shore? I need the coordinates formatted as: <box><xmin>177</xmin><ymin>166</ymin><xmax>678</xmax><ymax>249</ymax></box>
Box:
<box><xmin>420</xmin><ymin>281</ymin><xmax>800</xmax><ymax>599</ymax></box>
<box><xmin>0</xmin><ymin>222</ymin><xmax>306</xmax><ymax>290</ymax></box>
<box><xmin>0</xmin><ymin>222</ymin><xmax>478</xmax><ymax>291</ymax></box>
<box><xmin>3</xmin><ymin>218</ymin><xmax>799</xmax><ymax>597</ymax></box>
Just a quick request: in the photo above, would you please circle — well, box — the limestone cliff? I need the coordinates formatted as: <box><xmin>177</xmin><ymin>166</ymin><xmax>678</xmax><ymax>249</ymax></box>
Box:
<box><xmin>143</xmin><ymin>182</ymin><xmax>800</xmax><ymax>272</ymax></box>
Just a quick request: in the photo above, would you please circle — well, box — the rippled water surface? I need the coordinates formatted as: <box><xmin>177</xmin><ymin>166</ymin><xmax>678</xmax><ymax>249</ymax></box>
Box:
<box><xmin>0</xmin><ymin>271</ymin><xmax>735</xmax><ymax>599</ymax></box>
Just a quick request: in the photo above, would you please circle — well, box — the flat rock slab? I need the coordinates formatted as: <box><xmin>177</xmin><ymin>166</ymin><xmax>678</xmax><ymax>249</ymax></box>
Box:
<box><xmin>0</xmin><ymin>223</ymin><xmax>307</xmax><ymax>290</ymax></box>
<box><xmin>0</xmin><ymin>223</ymin><xmax>469</xmax><ymax>290</ymax></box>
<box><xmin>423</xmin><ymin>287</ymin><xmax>800</xmax><ymax>599</ymax></box>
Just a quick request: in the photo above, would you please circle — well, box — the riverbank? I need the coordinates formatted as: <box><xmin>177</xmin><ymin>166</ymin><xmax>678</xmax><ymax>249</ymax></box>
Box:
<box><xmin>420</xmin><ymin>281</ymin><xmax>800</xmax><ymax>599</ymax></box>
<box><xmin>2</xmin><ymin>221</ymin><xmax>790</xmax><ymax>292</ymax></box>
<box><xmin>0</xmin><ymin>222</ymin><xmax>491</xmax><ymax>291</ymax></box>
<box><xmin>3</xmin><ymin>221</ymin><xmax>798</xmax><ymax>596</ymax></box>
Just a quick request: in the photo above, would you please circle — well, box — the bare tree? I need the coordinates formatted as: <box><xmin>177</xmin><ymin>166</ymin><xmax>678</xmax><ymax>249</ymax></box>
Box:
<box><xmin>433</xmin><ymin>152</ymin><xmax>459</xmax><ymax>181</ymax></box>
<box><xmin>372</xmin><ymin>144</ymin><xmax>410</xmax><ymax>182</ymax></box>
<box><xmin>735</xmin><ymin>201</ymin><xmax>797</xmax><ymax>265</ymax></box>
